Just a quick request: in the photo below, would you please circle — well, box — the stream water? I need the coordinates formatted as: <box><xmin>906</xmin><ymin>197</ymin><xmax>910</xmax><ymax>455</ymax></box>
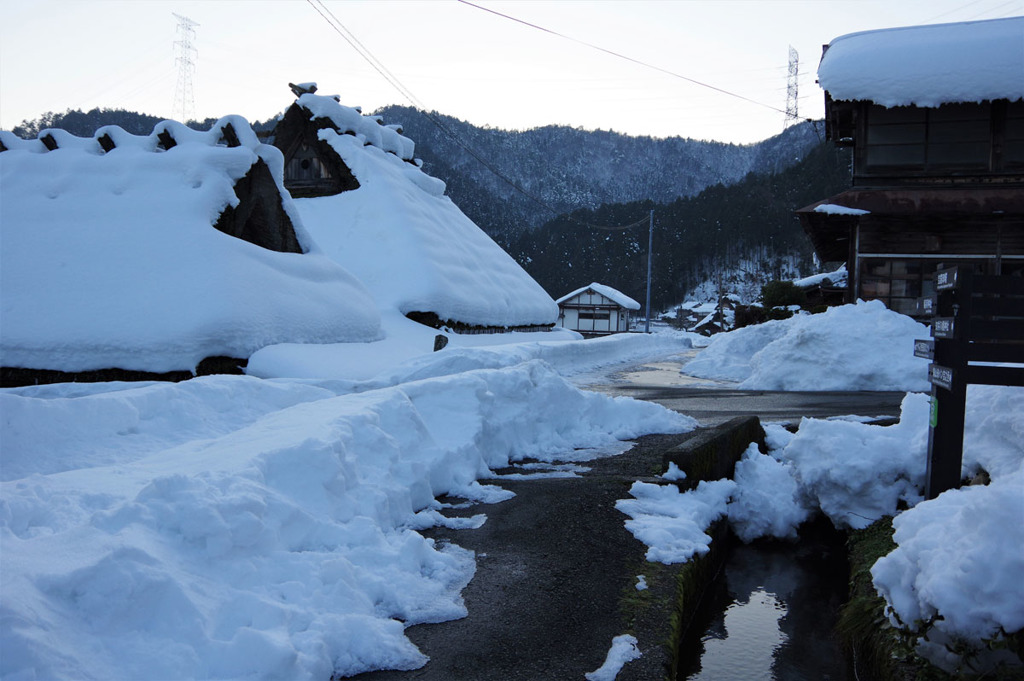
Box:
<box><xmin>680</xmin><ymin>525</ymin><xmax>852</xmax><ymax>681</ymax></box>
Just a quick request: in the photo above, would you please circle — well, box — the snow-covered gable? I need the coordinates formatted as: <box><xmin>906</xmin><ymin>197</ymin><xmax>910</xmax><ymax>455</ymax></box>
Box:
<box><xmin>818</xmin><ymin>16</ymin><xmax>1024</xmax><ymax>107</ymax></box>
<box><xmin>556</xmin><ymin>283</ymin><xmax>642</xmax><ymax>310</ymax></box>
<box><xmin>0</xmin><ymin>117</ymin><xmax>381</xmax><ymax>375</ymax></box>
<box><xmin>294</xmin><ymin>92</ymin><xmax>416</xmax><ymax>161</ymax></box>
<box><xmin>284</xmin><ymin>91</ymin><xmax>558</xmax><ymax>329</ymax></box>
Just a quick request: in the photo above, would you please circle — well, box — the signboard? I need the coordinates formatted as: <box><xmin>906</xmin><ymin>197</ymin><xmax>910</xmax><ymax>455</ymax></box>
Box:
<box><xmin>914</xmin><ymin>339</ymin><xmax>935</xmax><ymax>359</ymax></box>
<box><xmin>917</xmin><ymin>296</ymin><xmax>936</xmax><ymax>317</ymax></box>
<box><xmin>931</xmin><ymin>317</ymin><xmax>956</xmax><ymax>339</ymax></box>
<box><xmin>935</xmin><ymin>267</ymin><xmax>959</xmax><ymax>291</ymax></box>
<box><xmin>930</xmin><ymin>364</ymin><xmax>954</xmax><ymax>391</ymax></box>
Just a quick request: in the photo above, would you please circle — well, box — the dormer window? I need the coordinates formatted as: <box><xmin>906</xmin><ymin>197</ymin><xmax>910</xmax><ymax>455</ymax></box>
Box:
<box><xmin>285</xmin><ymin>143</ymin><xmax>333</xmax><ymax>183</ymax></box>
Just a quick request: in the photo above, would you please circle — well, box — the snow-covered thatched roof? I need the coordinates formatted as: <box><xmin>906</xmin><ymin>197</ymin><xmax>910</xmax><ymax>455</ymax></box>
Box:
<box><xmin>285</xmin><ymin>89</ymin><xmax>559</xmax><ymax>329</ymax></box>
<box><xmin>818</xmin><ymin>16</ymin><xmax>1024</xmax><ymax>107</ymax></box>
<box><xmin>0</xmin><ymin>117</ymin><xmax>381</xmax><ymax>374</ymax></box>
<box><xmin>556</xmin><ymin>283</ymin><xmax>642</xmax><ymax>310</ymax></box>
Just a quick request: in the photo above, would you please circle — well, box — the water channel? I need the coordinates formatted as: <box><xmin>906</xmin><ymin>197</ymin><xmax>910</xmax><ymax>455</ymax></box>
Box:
<box><xmin>679</xmin><ymin>524</ymin><xmax>852</xmax><ymax>681</ymax></box>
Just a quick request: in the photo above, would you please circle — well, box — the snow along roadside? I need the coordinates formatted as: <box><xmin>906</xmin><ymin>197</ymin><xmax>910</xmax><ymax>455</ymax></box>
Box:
<box><xmin>0</xmin><ymin>360</ymin><xmax>695</xmax><ymax>681</ymax></box>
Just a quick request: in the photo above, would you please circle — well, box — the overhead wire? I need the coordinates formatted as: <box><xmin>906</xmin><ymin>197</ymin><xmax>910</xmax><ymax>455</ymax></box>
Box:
<box><xmin>456</xmin><ymin>0</ymin><xmax>812</xmax><ymax>124</ymax></box>
<box><xmin>304</xmin><ymin>0</ymin><xmax>655</xmax><ymax>230</ymax></box>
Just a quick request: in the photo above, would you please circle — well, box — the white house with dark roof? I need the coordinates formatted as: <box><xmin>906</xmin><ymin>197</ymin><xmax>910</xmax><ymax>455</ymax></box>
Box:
<box><xmin>0</xmin><ymin>117</ymin><xmax>381</xmax><ymax>384</ymax></box>
<box><xmin>556</xmin><ymin>283</ymin><xmax>640</xmax><ymax>335</ymax></box>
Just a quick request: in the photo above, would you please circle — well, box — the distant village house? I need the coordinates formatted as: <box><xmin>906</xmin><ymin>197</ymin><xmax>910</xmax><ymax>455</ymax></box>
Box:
<box><xmin>556</xmin><ymin>283</ymin><xmax>640</xmax><ymax>335</ymax></box>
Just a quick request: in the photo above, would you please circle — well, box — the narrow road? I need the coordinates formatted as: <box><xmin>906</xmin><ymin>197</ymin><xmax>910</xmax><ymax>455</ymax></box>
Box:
<box><xmin>578</xmin><ymin>352</ymin><xmax>907</xmax><ymax>426</ymax></box>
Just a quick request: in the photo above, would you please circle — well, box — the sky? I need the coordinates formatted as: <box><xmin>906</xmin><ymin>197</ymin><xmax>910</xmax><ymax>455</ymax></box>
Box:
<box><xmin>2</xmin><ymin>0</ymin><xmax>1022</xmax><ymax>145</ymax></box>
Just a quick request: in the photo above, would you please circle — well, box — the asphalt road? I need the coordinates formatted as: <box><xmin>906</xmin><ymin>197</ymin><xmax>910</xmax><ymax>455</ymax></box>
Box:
<box><xmin>594</xmin><ymin>385</ymin><xmax>906</xmax><ymax>427</ymax></box>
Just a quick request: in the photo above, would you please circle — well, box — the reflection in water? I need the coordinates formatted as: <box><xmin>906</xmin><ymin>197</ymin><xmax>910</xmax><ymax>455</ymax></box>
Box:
<box><xmin>689</xmin><ymin>588</ymin><xmax>786</xmax><ymax>680</ymax></box>
<box><xmin>682</xmin><ymin>533</ymin><xmax>850</xmax><ymax>681</ymax></box>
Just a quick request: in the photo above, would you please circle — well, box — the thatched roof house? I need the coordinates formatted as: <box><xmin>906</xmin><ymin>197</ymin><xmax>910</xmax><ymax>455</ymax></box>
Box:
<box><xmin>269</xmin><ymin>84</ymin><xmax>558</xmax><ymax>332</ymax></box>
<box><xmin>0</xmin><ymin>117</ymin><xmax>380</xmax><ymax>385</ymax></box>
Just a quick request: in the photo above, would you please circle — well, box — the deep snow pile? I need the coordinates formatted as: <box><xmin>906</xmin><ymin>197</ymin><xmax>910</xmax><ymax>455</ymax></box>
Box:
<box><xmin>0</xmin><ymin>361</ymin><xmax>695</xmax><ymax>680</ymax></box>
<box><xmin>0</xmin><ymin>119</ymin><xmax>380</xmax><ymax>373</ymax></box>
<box><xmin>291</xmin><ymin>93</ymin><xmax>558</xmax><ymax>329</ymax></box>
<box><xmin>818</xmin><ymin>16</ymin><xmax>1024</xmax><ymax>108</ymax></box>
<box><xmin>681</xmin><ymin>300</ymin><xmax>931</xmax><ymax>391</ymax></box>
<box><xmin>618</xmin><ymin>385</ymin><xmax>1023</xmax><ymax>668</ymax></box>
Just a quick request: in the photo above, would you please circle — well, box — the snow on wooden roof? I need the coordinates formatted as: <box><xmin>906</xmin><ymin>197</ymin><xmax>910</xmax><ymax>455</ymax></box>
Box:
<box><xmin>294</xmin><ymin>91</ymin><xmax>416</xmax><ymax>161</ymax></box>
<box><xmin>556</xmin><ymin>283</ymin><xmax>642</xmax><ymax>310</ymax></box>
<box><xmin>0</xmin><ymin>117</ymin><xmax>381</xmax><ymax>373</ymax></box>
<box><xmin>818</xmin><ymin>16</ymin><xmax>1024</xmax><ymax>107</ymax></box>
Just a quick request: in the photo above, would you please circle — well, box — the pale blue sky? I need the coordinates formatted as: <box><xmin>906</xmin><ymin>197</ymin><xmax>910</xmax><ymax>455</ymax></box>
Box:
<box><xmin>2</xmin><ymin>0</ymin><xmax>1021</xmax><ymax>144</ymax></box>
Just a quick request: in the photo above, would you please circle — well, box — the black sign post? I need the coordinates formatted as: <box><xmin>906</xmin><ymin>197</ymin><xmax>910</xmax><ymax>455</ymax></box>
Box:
<box><xmin>918</xmin><ymin>266</ymin><xmax>1024</xmax><ymax>499</ymax></box>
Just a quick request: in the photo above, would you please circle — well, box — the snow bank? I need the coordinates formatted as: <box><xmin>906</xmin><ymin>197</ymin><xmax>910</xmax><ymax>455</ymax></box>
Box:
<box><xmin>0</xmin><ymin>118</ymin><xmax>380</xmax><ymax>373</ymax></box>
<box><xmin>294</xmin><ymin>126</ymin><xmax>557</xmax><ymax>328</ymax></box>
<box><xmin>249</xmin><ymin>319</ymin><xmax>692</xmax><ymax>384</ymax></box>
<box><xmin>872</xmin><ymin>468</ymin><xmax>1024</xmax><ymax>651</ymax></box>
<box><xmin>818</xmin><ymin>16</ymin><xmax>1024</xmax><ymax>107</ymax></box>
<box><xmin>0</xmin><ymin>362</ymin><xmax>694</xmax><ymax>680</ymax></box>
<box><xmin>681</xmin><ymin>301</ymin><xmax>931</xmax><ymax>391</ymax></box>
<box><xmin>777</xmin><ymin>393</ymin><xmax>931</xmax><ymax>529</ymax></box>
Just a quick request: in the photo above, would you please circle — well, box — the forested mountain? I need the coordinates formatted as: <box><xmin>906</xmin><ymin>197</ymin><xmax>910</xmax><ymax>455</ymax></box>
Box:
<box><xmin>508</xmin><ymin>142</ymin><xmax>853</xmax><ymax>312</ymax></box>
<box><xmin>374</xmin><ymin>105</ymin><xmax>821</xmax><ymax>242</ymax></box>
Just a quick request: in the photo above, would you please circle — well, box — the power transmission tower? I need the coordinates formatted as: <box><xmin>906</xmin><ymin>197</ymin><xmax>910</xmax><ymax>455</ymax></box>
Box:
<box><xmin>173</xmin><ymin>13</ymin><xmax>199</xmax><ymax>123</ymax></box>
<box><xmin>784</xmin><ymin>45</ymin><xmax>799</xmax><ymax>127</ymax></box>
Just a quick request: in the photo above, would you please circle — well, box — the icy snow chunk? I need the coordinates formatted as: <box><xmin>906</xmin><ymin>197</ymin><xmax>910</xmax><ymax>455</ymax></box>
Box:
<box><xmin>585</xmin><ymin>634</ymin><xmax>641</xmax><ymax>681</ymax></box>
<box><xmin>616</xmin><ymin>479</ymin><xmax>736</xmax><ymax>564</ymax></box>
<box><xmin>726</xmin><ymin>443</ymin><xmax>813</xmax><ymax>542</ymax></box>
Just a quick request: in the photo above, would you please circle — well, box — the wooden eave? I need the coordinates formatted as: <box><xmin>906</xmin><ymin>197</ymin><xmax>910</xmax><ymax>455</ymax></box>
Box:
<box><xmin>797</xmin><ymin>186</ymin><xmax>1024</xmax><ymax>261</ymax></box>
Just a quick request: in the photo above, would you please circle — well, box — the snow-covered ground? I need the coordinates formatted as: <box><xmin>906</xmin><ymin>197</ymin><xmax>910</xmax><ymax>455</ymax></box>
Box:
<box><xmin>0</xmin><ymin>333</ymin><xmax>696</xmax><ymax>680</ymax></box>
<box><xmin>3</xmin><ymin>300</ymin><xmax>1020</xmax><ymax>678</ymax></box>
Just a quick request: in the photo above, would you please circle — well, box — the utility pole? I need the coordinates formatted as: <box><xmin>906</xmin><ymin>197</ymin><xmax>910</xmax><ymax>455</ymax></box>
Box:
<box><xmin>173</xmin><ymin>13</ymin><xmax>199</xmax><ymax>123</ymax></box>
<box><xmin>784</xmin><ymin>45</ymin><xmax>799</xmax><ymax>127</ymax></box>
<box><xmin>645</xmin><ymin>210</ymin><xmax>653</xmax><ymax>333</ymax></box>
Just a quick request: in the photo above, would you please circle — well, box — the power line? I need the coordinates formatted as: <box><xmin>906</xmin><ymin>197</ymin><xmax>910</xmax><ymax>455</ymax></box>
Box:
<box><xmin>304</xmin><ymin>0</ymin><xmax>649</xmax><ymax>230</ymax></box>
<box><xmin>456</xmin><ymin>0</ymin><xmax>805</xmax><ymax>121</ymax></box>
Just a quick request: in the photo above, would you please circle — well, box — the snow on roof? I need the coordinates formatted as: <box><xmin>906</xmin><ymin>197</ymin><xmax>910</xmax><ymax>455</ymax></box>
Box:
<box><xmin>813</xmin><ymin>203</ymin><xmax>869</xmax><ymax>216</ymax></box>
<box><xmin>556</xmin><ymin>283</ymin><xmax>642</xmax><ymax>310</ymax></box>
<box><xmin>295</xmin><ymin>93</ymin><xmax>416</xmax><ymax>161</ymax></box>
<box><xmin>792</xmin><ymin>264</ymin><xmax>848</xmax><ymax>289</ymax></box>
<box><xmin>818</xmin><ymin>16</ymin><xmax>1024</xmax><ymax>107</ymax></box>
<box><xmin>292</xmin><ymin>116</ymin><xmax>558</xmax><ymax>328</ymax></box>
<box><xmin>0</xmin><ymin>117</ymin><xmax>381</xmax><ymax>373</ymax></box>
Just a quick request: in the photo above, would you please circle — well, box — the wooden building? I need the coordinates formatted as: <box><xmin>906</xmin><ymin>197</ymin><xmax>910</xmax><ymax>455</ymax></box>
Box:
<box><xmin>796</xmin><ymin>17</ymin><xmax>1024</xmax><ymax>317</ymax></box>
<box><xmin>556</xmin><ymin>283</ymin><xmax>640</xmax><ymax>335</ymax></box>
